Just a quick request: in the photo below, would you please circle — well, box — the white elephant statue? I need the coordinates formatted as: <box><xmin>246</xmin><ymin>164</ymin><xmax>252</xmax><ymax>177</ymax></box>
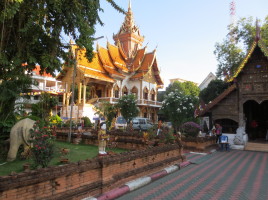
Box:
<box><xmin>7</xmin><ymin>118</ymin><xmax>35</xmax><ymax>161</ymax></box>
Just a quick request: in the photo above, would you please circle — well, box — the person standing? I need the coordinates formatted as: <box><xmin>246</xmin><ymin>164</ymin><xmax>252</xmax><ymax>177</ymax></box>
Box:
<box><xmin>250</xmin><ymin>120</ymin><xmax>258</xmax><ymax>140</ymax></box>
<box><xmin>215</xmin><ymin>123</ymin><xmax>222</xmax><ymax>144</ymax></box>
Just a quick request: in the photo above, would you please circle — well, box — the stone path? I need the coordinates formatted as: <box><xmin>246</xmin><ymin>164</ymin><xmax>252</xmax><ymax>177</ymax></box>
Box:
<box><xmin>116</xmin><ymin>150</ymin><xmax>268</xmax><ymax>200</ymax></box>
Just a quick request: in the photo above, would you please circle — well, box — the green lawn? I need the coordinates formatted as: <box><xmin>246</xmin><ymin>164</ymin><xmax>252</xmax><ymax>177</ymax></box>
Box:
<box><xmin>0</xmin><ymin>141</ymin><xmax>126</xmax><ymax>176</ymax></box>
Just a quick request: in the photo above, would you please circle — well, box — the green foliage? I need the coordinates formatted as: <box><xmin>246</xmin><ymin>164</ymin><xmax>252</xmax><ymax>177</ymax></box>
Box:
<box><xmin>0</xmin><ymin>141</ymin><xmax>127</xmax><ymax>175</ymax></box>
<box><xmin>0</xmin><ymin>1</ymin><xmax>124</xmax><ymax>77</ymax></box>
<box><xmin>199</xmin><ymin>79</ymin><xmax>229</xmax><ymax>104</ymax></box>
<box><xmin>30</xmin><ymin>120</ymin><xmax>56</xmax><ymax>168</ymax></box>
<box><xmin>0</xmin><ymin>74</ymin><xmax>32</xmax><ymax>140</ymax></box>
<box><xmin>0</xmin><ymin>117</ymin><xmax>16</xmax><ymax>141</ymax></box>
<box><xmin>166</xmin><ymin>81</ymin><xmax>200</xmax><ymax>97</ymax></box>
<box><xmin>81</xmin><ymin>116</ymin><xmax>92</xmax><ymax>127</ymax></box>
<box><xmin>157</xmin><ymin>90</ymin><xmax>166</xmax><ymax>102</ymax></box>
<box><xmin>214</xmin><ymin>16</ymin><xmax>268</xmax><ymax>78</ymax></box>
<box><xmin>163</xmin><ymin>128</ymin><xmax>175</xmax><ymax>144</ymax></box>
<box><xmin>180</xmin><ymin>121</ymin><xmax>201</xmax><ymax>138</ymax></box>
<box><xmin>30</xmin><ymin>93</ymin><xmax>58</xmax><ymax>121</ymax></box>
<box><xmin>0</xmin><ymin>0</ymin><xmax>124</xmax><ymax>137</ymax></box>
<box><xmin>49</xmin><ymin>115</ymin><xmax>62</xmax><ymax>125</ymax></box>
<box><xmin>117</xmin><ymin>94</ymin><xmax>139</xmax><ymax>124</ymax></box>
<box><xmin>214</xmin><ymin>39</ymin><xmax>245</xmax><ymax>78</ymax></box>
<box><xmin>161</xmin><ymin>90</ymin><xmax>198</xmax><ymax>132</ymax></box>
<box><xmin>96</xmin><ymin>101</ymin><xmax>117</xmax><ymax>130</ymax></box>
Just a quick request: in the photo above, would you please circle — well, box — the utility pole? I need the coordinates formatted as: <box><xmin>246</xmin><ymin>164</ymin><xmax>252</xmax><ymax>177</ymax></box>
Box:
<box><xmin>68</xmin><ymin>47</ymin><xmax>78</xmax><ymax>142</ymax></box>
<box><xmin>230</xmin><ymin>0</ymin><xmax>237</xmax><ymax>43</ymax></box>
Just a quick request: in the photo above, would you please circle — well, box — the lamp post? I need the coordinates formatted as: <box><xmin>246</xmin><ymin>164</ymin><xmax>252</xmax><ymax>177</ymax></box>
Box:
<box><xmin>67</xmin><ymin>36</ymin><xmax>104</xmax><ymax>142</ymax></box>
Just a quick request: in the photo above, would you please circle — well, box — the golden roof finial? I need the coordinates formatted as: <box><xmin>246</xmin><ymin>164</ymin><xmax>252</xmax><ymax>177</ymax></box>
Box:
<box><xmin>128</xmin><ymin>0</ymin><xmax>132</xmax><ymax>10</ymax></box>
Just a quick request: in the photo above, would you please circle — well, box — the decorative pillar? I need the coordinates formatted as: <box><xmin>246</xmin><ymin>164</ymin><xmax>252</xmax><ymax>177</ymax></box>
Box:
<box><xmin>63</xmin><ymin>82</ymin><xmax>66</xmax><ymax>106</ymax></box>
<box><xmin>83</xmin><ymin>82</ymin><xmax>87</xmax><ymax>105</ymax></box>
<box><xmin>78</xmin><ymin>82</ymin><xmax>82</xmax><ymax>104</ymax></box>
<box><xmin>66</xmin><ymin>82</ymin><xmax>70</xmax><ymax>106</ymax></box>
<box><xmin>140</xmin><ymin>80</ymin><xmax>143</xmax><ymax>100</ymax></box>
<box><xmin>111</xmin><ymin>84</ymin><xmax>114</xmax><ymax>98</ymax></box>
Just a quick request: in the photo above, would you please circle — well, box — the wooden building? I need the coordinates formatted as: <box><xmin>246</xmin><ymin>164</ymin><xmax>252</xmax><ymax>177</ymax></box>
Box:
<box><xmin>197</xmin><ymin>34</ymin><xmax>268</xmax><ymax>141</ymax></box>
<box><xmin>57</xmin><ymin>3</ymin><xmax>163</xmax><ymax>123</ymax></box>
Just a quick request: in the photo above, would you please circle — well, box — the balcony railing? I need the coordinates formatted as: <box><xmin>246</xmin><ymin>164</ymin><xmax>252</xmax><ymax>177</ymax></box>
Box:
<box><xmin>94</xmin><ymin>97</ymin><xmax>161</xmax><ymax>107</ymax></box>
<box><xmin>31</xmin><ymin>85</ymin><xmax>65</xmax><ymax>93</ymax></box>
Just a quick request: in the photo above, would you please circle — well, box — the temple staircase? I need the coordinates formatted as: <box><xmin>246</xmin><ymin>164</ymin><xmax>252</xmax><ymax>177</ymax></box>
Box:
<box><xmin>244</xmin><ymin>141</ymin><xmax>268</xmax><ymax>152</ymax></box>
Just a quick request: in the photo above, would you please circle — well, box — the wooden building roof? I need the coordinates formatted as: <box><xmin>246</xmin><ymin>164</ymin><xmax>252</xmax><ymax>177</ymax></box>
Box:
<box><xmin>228</xmin><ymin>40</ymin><xmax>268</xmax><ymax>82</ymax></box>
<box><xmin>196</xmin><ymin>84</ymin><xmax>237</xmax><ymax>116</ymax></box>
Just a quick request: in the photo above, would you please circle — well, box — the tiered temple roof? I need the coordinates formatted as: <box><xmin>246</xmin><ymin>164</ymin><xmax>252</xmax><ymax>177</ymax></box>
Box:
<box><xmin>58</xmin><ymin>1</ymin><xmax>163</xmax><ymax>87</ymax></box>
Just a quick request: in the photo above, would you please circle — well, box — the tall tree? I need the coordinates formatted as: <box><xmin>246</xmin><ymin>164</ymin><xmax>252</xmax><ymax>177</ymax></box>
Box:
<box><xmin>165</xmin><ymin>81</ymin><xmax>200</xmax><ymax>97</ymax></box>
<box><xmin>0</xmin><ymin>0</ymin><xmax>124</xmax><ymax>135</ymax></box>
<box><xmin>0</xmin><ymin>0</ymin><xmax>124</xmax><ymax>75</ymax></box>
<box><xmin>199</xmin><ymin>79</ymin><xmax>228</xmax><ymax>104</ymax></box>
<box><xmin>161</xmin><ymin>90</ymin><xmax>198</xmax><ymax>133</ymax></box>
<box><xmin>214</xmin><ymin>16</ymin><xmax>268</xmax><ymax>78</ymax></box>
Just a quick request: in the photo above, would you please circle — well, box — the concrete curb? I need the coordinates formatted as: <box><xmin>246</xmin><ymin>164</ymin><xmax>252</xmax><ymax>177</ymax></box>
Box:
<box><xmin>83</xmin><ymin>161</ymin><xmax>191</xmax><ymax>200</ymax></box>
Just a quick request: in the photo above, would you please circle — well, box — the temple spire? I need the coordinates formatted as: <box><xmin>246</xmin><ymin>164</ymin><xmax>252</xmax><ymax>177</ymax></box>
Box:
<box><xmin>128</xmin><ymin>0</ymin><xmax>132</xmax><ymax>10</ymax></box>
<box><xmin>113</xmin><ymin>1</ymin><xmax>144</xmax><ymax>60</ymax></box>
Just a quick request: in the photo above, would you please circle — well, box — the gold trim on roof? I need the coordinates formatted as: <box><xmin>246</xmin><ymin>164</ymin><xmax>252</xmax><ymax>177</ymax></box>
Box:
<box><xmin>228</xmin><ymin>42</ymin><xmax>257</xmax><ymax>82</ymax></box>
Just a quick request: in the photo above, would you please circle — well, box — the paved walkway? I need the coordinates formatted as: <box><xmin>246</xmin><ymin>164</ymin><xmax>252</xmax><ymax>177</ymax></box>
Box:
<box><xmin>116</xmin><ymin>150</ymin><xmax>268</xmax><ymax>200</ymax></box>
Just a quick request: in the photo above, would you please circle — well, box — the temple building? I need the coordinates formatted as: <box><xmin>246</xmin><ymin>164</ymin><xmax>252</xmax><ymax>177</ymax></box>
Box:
<box><xmin>57</xmin><ymin>2</ymin><xmax>164</xmax><ymax>123</ymax></box>
<box><xmin>197</xmin><ymin>28</ymin><xmax>268</xmax><ymax>142</ymax></box>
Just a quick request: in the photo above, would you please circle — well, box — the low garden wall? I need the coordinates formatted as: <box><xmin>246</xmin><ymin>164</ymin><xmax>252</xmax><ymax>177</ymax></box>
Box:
<box><xmin>56</xmin><ymin>128</ymin><xmax>218</xmax><ymax>152</ymax></box>
<box><xmin>0</xmin><ymin>145</ymin><xmax>184</xmax><ymax>200</ymax></box>
<box><xmin>56</xmin><ymin>128</ymin><xmax>149</xmax><ymax>150</ymax></box>
<box><xmin>181</xmin><ymin>136</ymin><xmax>218</xmax><ymax>152</ymax></box>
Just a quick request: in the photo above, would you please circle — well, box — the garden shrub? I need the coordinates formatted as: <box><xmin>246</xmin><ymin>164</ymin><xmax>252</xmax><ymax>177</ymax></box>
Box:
<box><xmin>180</xmin><ymin>121</ymin><xmax>201</xmax><ymax>138</ymax></box>
<box><xmin>30</xmin><ymin>120</ymin><xmax>56</xmax><ymax>168</ymax></box>
<box><xmin>49</xmin><ymin>114</ymin><xmax>62</xmax><ymax>125</ymax></box>
<box><xmin>82</xmin><ymin>116</ymin><xmax>92</xmax><ymax>127</ymax></box>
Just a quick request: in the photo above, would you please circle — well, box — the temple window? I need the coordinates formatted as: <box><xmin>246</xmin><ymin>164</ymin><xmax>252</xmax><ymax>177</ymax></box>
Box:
<box><xmin>150</xmin><ymin>89</ymin><xmax>155</xmax><ymax>101</ymax></box>
<box><xmin>131</xmin><ymin>86</ymin><xmax>138</xmax><ymax>97</ymax></box>
<box><xmin>143</xmin><ymin>87</ymin><xmax>149</xmax><ymax>100</ymax></box>
<box><xmin>114</xmin><ymin>85</ymin><xmax>119</xmax><ymax>98</ymax></box>
<box><xmin>122</xmin><ymin>86</ymin><xmax>128</xmax><ymax>96</ymax></box>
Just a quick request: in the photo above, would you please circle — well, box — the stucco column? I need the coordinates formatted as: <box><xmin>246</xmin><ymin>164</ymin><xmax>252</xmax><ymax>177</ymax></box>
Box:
<box><xmin>140</xmin><ymin>80</ymin><xmax>143</xmax><ymax>100</ymax></box>
<box><xmin>78</xmin><ymin>82</ymin><xmax>82</xmax><ymax>104</ymax></box>
<box><xmin>111</xmin><ymin>84</ymin><xmax>114</xmax><ymax>98</ymax></box>
<box><xmin>83</xmin><ymin>82</ymin><xmax>87</xmax><ymax>105</ymax></box>
<box><xmin>66</xmin><ymin>82</ymin><xmax>70</xmax><ymax>106</ymax></box>
<box><xmin>63</xmin><ymin>82</ymin><xmax>66</xmax><ymax>106</ymax></box>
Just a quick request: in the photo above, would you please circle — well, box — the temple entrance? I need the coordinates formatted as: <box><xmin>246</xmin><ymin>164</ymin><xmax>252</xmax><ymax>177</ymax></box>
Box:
<box><xmin>244</xmin><ymin>100</ymin><xmax>268</xmax><ymax>140</ymax></box>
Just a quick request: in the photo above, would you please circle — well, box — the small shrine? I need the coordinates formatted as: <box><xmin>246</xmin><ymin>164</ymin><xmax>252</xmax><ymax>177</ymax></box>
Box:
<box><xmin>197</xmin><ymin>27</ymin><xmax>268</xmax><ymax>142</ymax></box>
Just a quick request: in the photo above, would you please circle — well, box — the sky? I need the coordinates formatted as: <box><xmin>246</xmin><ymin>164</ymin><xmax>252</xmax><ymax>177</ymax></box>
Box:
<box><xmin>92</xmin><ymin>0</ymin><xmax>268</xmax><ymax>88</ymax></box>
